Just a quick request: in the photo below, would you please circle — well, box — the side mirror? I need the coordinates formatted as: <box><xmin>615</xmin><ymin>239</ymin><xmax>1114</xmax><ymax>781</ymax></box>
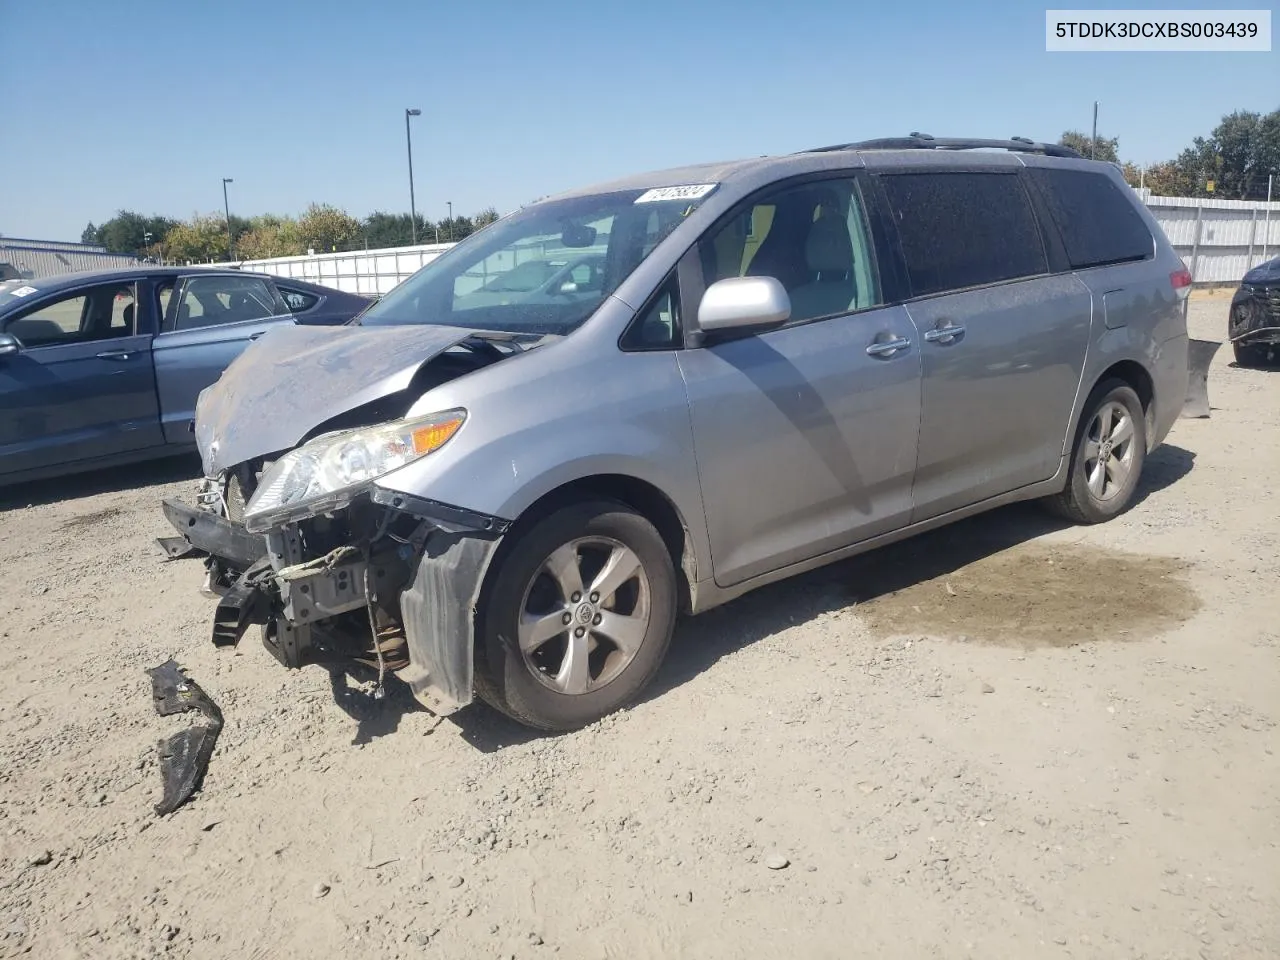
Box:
<box><xmin>697</xmin><ymin>276</ymin><xmax>791</xmax><ymax>335</ymax></box>
<box><xmin>0</xmin><ymin>333</ymin><xmax>21</xmax><ymax>358</ymax></box>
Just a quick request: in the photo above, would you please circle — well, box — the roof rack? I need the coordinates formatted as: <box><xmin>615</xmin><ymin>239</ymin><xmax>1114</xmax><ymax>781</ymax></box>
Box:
<box><xmin>806</xmin><ymin>133</ymin><xmax>1083</xmax><ymax>159</ymax></box>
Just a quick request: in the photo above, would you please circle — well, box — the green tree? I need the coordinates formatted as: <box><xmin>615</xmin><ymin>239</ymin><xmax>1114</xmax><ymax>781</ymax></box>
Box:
<box><xmin>362</xmin><ymin>211</ymin><xmax>430</xmax><ymax>248</ymax></box>
<box><xmin>436</xmin><ymin>215</ymin><xmax>475</xmax><ymax>243</ymax></box>
<box><xmin>1058</xmin><ymin>130</ymin><xmax>1119</xmax><ymax>162</ymax></box>
<box><xmin>1141</xmin><ymin>160</ymin><xmax>1197</xmax><ymax>197</ymax></box>
<box><xmin>298</xmin><ymin>203</ymin><xmax>361</xmax><ymax>252</ymax></box>
<box><xmin>1159</xmin><ymin>108</ymin><xmax>1280</xmax><ymax>199</ymax></box>
<box><xmin>474</xmin><ymin>206</ymin><xmax>500</xmax><ymax>230</ymax></box>
<box><xmin>236</xmin><ymin>214</ymin><xmax>305</xmax><ymax>260</ymax></box>
<box><xmin>88</xmin><ymin>211</ymin><xmax>181</xmax><ymax>255</ymax></box>
<box><xmin>163</xmin><ymin>214</ymin><xmax>234</xmax><ymax>263</ymax></box>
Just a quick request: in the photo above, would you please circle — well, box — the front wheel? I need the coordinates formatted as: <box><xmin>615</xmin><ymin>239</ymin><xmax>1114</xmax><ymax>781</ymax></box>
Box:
<box><xmin>1044</xmin><ymin>379</ymin><xmax>1147</xmax><ymax>524</ymax></box>
<box><xmin>474</xmin><ymin>500</ymin><xmax>677</xmax><ymax>731</ymax></box>
<box><xmin>1233</xmin><ymin>342</ymin><xmax>1272</xmax><ymax>368</ymax></box>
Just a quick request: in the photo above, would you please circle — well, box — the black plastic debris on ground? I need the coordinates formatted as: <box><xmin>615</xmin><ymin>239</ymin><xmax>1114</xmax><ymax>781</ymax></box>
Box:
<box><xmin>146</xmin><ymin>659</ymin><xmax>223</xmax><ymax>816</ymax></box>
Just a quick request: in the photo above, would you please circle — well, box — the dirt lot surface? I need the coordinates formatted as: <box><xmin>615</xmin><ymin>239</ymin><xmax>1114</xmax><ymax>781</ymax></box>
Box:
<box><xmin>1</xmin><ymin>294</ymin><xmax>1277</xmax><ymax>960</ymax></box>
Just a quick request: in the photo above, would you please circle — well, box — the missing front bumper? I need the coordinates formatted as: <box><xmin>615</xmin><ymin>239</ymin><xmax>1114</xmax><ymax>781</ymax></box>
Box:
<box><xmin>158</xmin><ymin>498</ymin><xmax>266</xmax><ymax>568</ymax></box>
<box><xmin>160</xmin><ymin>490</ymin><xmax>505</xmax><ymax>718</ymax></box>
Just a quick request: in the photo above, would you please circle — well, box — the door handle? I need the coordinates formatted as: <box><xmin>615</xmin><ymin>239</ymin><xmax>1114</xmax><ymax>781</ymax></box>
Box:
<box><xmin>924</xmin><ymin>322</ymin><xmax>966</xmax><ymax>345</ymax></box>
<box><xmin>865</xmin><ymin>336</ymin><xmax>911</xmax><ymax>358</ymax></box>
<box><xmin>96</xmin><ymin>350</ymin><xmax>133</xmax><ymax>361</ymax></box>
<box><xmin>248</xmin><ymin>331</ymin><xmax>266</xmax><ymax>340</ymax></box>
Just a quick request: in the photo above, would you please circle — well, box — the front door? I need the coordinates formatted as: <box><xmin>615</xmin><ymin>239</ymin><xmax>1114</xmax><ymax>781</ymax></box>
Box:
<box><xmin>678</xmin><ymin>175</ymin><xmax>923</xmax><ymax>588</ymax></box>
<box><xmin>0</xmin><ymin>282</ymin><xmax>162</xmax><ymax>479</ymax></box>
<box><xmin>873</xmin><ymin>170</ymin><xmax>1092</xmax><ymax>520</ymax></box>
<box><xmin>151</xmin><ymin>274</ymin><xmax>295</xmax><ymax>444</ymax></box>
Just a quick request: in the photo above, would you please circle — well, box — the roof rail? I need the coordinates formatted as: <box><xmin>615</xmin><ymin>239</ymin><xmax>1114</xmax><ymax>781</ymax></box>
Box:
<box><xmin>806</xmin><ymin>134</ymin><xmax>1083</xmax><ymax>159</ymax></box>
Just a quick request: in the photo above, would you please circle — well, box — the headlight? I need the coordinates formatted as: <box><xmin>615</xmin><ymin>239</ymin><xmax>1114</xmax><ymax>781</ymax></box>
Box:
<box><xmin>243</xmin><ymin>409</ymin><xmax>466</xmax><ymax>532</ymax></box>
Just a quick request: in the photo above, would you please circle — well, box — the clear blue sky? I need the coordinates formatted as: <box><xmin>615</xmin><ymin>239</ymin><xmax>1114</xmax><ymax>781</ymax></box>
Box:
<box><xmin>1</xmin><ymin>0</ymin><xmax>1276</xmax><ymax>241</ymax></box>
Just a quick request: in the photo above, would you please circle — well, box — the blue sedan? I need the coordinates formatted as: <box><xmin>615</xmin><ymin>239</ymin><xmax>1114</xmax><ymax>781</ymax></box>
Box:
<box><xmin>0</xmin><ymin>267</ymin><xmax>369</xmax><ymax>485</ymax></box>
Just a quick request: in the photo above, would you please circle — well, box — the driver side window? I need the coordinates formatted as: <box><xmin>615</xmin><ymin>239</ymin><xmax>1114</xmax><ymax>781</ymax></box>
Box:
<box><xmin>699</xmin><ymin>178</ymin><xmax>880</xmax><ymax>325</ymax></box>
<box><xmin>3</xmin><ymin>284</ymin><xmax>136</xmax><ymax>348</ymax></box>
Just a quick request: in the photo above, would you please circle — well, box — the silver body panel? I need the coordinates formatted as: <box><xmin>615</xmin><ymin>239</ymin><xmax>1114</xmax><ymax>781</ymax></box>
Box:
<box><xmin>904</xmin><ymin>274</ymin><xmax>1092</xmax><ymax>521</ymax></box>
<box><xmin>676</xmin><ymin>303</ymin><xmax>921</xmax><ymax>587</ymax></box>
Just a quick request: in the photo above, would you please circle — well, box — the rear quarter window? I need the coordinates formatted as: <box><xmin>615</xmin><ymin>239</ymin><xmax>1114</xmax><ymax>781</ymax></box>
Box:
<box><xmin>1027</xmin><ymin>168</ymin><xmax>1153</xmax><ymax>269</ymax></box>
<box><xmin>280</xmin><ymin>287</ymin><xmax>320</xmax><ymax>312</ymax></box>
<box><xmin>879</xmin><ymin>172</ymin><xmax>1048</xmax><ymax>298</ymax></box>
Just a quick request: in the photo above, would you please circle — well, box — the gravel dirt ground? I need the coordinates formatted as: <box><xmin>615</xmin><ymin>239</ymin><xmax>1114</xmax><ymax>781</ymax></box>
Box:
<box><xmin>1</xmin><ymin>293</ymin><xmax>1276</xmax><ymax>960</ymax></box>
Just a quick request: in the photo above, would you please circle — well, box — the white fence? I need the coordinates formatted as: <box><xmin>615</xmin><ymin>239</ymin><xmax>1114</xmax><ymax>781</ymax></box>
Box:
<box><xmin>213</xmin><ymin>192</ymin><xmax>1280</xmax><ymax>295</ymax></box>
<box><xmin>217</xmin><ymin>242</ymin><xmax>458</xmax><ymax>296</ymax></box>
<box><xmin>1144</xmin><ymin>194</ymin><xmax>1279</xmax><ymax>284</ymax></box>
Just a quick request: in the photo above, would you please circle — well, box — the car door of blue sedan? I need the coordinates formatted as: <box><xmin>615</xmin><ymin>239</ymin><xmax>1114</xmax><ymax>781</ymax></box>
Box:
<box><xmin>0</xmin><ymin>281</ymin><xmax>164</xmax><ymax>481</ymax></box>
<box><xmin>150</xmin><ymin>273</ymin><xmax>297</xmax><ymax>444</ymax></box>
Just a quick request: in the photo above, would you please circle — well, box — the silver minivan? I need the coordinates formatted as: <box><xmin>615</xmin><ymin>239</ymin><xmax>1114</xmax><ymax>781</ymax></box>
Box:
<box><xmin>163</xmin><ymin>135</ymin><xmax>1192</xmax><ymax>730</ymax></box>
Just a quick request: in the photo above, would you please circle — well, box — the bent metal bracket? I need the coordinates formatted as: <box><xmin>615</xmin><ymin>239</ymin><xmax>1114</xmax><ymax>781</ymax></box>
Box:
<box><xmin>146</xmin><ymin>659</ymin><xmax>224</xmax><ymax>816</ymax></box>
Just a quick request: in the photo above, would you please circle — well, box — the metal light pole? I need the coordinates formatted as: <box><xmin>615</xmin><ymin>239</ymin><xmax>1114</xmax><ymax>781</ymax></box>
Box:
<box><xmin>143</xmin><ymin>231</ymin><xmax>153</xmax><ymax>263</ymax></box>
<box><xmin>405</xmin><ymin>108</ymin><xmax>421</xmax><ymax>244</ymax></box>
<box><xmin>447</xmin><ymin>201</ymin><xmax>453</xmax><ymax>241</ymax></box>
<box><xmin>221</xmin><ymin>178</ymin><xmax>235</xmax><ymax>261</ymax></box>
<box><xmin>1091</xmin><ymin>101</ymin><xmax>1098</xmax><ymax>160</ymax></box>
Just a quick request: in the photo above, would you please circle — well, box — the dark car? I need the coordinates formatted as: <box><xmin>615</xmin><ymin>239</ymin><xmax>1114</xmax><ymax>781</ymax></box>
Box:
<box><xmin>1229</xmin><ymin>256</ymin><xmax>1280</xmax><ymax>367</ymax></box>
<box><xmin>270</xmin><ymin>277</ymin><xmax>374</xmax><ymax>325</ymax></box>
<box><xmin>0</xmin><ymin>266</ymin><xmax>363</xmax><ymax>486</ymax></box>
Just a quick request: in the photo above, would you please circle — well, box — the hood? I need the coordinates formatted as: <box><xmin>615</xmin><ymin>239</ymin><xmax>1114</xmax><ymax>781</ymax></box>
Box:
<box><xmin>195</xmin><ymin>323</ymin><xmax>480</xmax><ymax>475</ymax></box>
<box><xmin>1243</xmin><ymin>256</ymin><xmax>1280</xmax><ymax>285</ymax></box>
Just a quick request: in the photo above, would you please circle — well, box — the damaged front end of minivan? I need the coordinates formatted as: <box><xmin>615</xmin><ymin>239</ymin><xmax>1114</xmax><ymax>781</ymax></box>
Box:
<box><xmin>158</xmin><ymin>322</ymin><xmax>535</xmax><ymax>715</ymax></box>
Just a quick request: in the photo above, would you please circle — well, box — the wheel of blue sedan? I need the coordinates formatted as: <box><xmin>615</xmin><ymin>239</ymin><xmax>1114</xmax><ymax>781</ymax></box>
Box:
<box><xmin>475</xmin><ymin>501</ymin><xmax>677</xmax><ymax>730</ymax></box>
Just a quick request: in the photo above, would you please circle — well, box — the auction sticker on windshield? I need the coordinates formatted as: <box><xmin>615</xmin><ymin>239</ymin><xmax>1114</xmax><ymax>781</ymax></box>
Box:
<box><xmin>635</xmin><ymin>184</ymin><xmax>717</xmax><ymax>203</ymax></box>
<box><xmin>7</xmin><ymin>285</ymin><xmax>38</xmax><ymax>298</ymax></box>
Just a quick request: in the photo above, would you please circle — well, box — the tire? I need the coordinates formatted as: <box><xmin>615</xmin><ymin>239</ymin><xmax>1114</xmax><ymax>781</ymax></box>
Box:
<box><xmin>474</xmin><ymin>500</ymin><xmax>677</xmax><ymax>731</ymax></box>
<box><xmin>1233</xmin><ymin>342</ymin><xmax>1271</xmax><ymax>368</ymax></box>
<box><xmin>1044</xmin><ymin>379</ymin><xmax>1147</xmax><ymax>525</ymax></box>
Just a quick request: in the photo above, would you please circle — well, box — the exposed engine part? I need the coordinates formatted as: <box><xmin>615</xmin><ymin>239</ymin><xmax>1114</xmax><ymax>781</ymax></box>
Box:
<box><xmin>353</xmin><ymin>620</ymin><xmax>409</xmax><ymax>673</ymax></box>
<box><xmin>146</xmin><ymin>659</ymin><xmax>224</xmax><ymax>816</ymax></box>
<box><xmin>211</xmin><ymin>559</ymin><xmax>274</xmax><ymax>647</ymax></box>
<box><xmin>364</xmin><ymin>566</ymin><xmax>388</xmax><ymax>698</ymax></box>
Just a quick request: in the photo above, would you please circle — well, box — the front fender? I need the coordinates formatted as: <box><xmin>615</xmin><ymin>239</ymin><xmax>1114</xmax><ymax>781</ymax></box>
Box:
<box><xmin>376</xmin><ymin>347</ymin><xmax>713</xmax><ymax>586</ymax></box>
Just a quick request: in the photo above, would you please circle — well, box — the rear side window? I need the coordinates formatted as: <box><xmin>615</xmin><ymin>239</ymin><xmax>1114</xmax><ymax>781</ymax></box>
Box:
<box><xmin>279</xmin><ymin>286</ymin><xmax>320</xmax><ymax>312</ymax></box>
<box><xmin>171</xmin><ymin>276</ymin><xmax>278</xmax><ymax>332</ymax></box>
<box><xmin>1027</xmin><ymin>168</ymin><xmax>1152</xmax><ymax>269</ymax></box>
<box><xmin>880</xmin><ymin>172</ymin><xmax>1048</xmax><ymax>298</ymax></box>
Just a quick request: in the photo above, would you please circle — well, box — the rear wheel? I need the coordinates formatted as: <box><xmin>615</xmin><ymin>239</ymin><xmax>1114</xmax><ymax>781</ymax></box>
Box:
<box><xmin>1045</xmin><ymin>379</ymin><xmax>1146</xmax><ymax>524</ymax></box>
<box><xmin>474</xmin><ymin>500</ymin><xmax>677</xmax><ymax>731</ymax></box>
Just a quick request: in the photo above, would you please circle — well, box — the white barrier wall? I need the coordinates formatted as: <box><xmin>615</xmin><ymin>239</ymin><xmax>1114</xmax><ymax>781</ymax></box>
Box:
<box><xmin>213</xmin><ymin>193</ymin><xmax>1280</xmax><ymax>294</ymax></box>
<box><xmin>223</xmin><ymin>243</ymin><xmax>458</xmax><ymax>296</ymax></box>
<box><xmin>1145</xmin><ymin>195</ymin><xmax>1280</xmax><ymax>284</ymax></box>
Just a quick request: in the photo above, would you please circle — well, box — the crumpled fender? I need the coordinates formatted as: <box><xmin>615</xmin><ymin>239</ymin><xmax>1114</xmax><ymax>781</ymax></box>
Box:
<box><xmin>395</xmin><ymin>530</ymin><xmax>502</xmax><ymax>715</ymax></box>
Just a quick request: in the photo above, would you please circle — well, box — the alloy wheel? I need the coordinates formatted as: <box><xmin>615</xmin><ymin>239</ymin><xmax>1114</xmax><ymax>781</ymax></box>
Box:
<box><xmin>517</xmin><ymin>536</ymin><xmax>651</xmax><ymax>695</ymax></box>
<box><xmin>1083</xmin><ymin>400</ymin><xmax>1136</xmax><ymax>501</ymax></box>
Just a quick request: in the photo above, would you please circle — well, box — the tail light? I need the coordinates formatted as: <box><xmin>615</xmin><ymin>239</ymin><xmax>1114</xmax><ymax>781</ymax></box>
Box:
<box><xmin>1170</xmin><ymin>267</ymin><xmax>1193</xmax><ymax>301</ymax></box>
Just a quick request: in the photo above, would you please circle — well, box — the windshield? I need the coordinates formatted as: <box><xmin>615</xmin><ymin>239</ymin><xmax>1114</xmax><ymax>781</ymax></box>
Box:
<box><xmin>0</xmin><ymin>279</ymin><xmax>43</xmax><ymax>313</ymax></box>
<box><xmin>359</xmin><ymin>187</ymin><xmax>711</xmax><ymax>335</ymax></box>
